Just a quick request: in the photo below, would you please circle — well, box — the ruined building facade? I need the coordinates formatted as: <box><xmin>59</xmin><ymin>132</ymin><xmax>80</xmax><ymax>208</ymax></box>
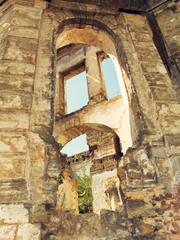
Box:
<box><xmin>0</xmin><ymin>0</ymin><xmax>180</xmax><ymax>239</ymax></box>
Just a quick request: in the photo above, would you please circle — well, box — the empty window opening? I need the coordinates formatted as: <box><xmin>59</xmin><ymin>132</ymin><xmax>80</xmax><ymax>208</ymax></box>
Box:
<box><xmin>61</xmin><ymin>134</ymin><xmax>89</xmax><ymax>157</ymax></box>
<box><xmin>101</xmin><ymin>58</ymin><xmax>121</xmax><ymax>99</ymax></box>
<box><xmin>65</xmin><ymin>71</ymin><xmax>89</xmax><ymax>114</ymax></box>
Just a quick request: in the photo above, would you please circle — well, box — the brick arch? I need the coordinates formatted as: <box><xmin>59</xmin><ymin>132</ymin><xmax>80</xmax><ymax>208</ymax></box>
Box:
<box><xmin>55</xmin><ymin>16</ymin><xmax>124</xmax><ymax>62</ymax></box>
<box><xmin>56</xmin><ymin>17</ymin><xmax>121</xmax><ymax>48</ymax></box>
<box><xmin>57</xmin><ymin>123</ymin><xmax>117</xmax><ymax>148</ymax></box>
<box><xmin>53</xmin><ymin>93</ymin><xmax>131</xmax><ymax>152</ymax></box>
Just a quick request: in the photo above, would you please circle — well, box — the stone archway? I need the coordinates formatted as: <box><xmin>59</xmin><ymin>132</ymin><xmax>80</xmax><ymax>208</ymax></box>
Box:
<box><xmin>54</xmin><ymin>94</ymin><xmax>131</xmax><ymax>153</ymax></box>
<box><xmin>29</xmin><ymin>8</ymin><xmax>178</xmax><ymax>216</ymax></box>
<box><xmin>0</xmin><ymin>1</ymin><xmax>179</xmax><ymax>239</ymax></box>
<box><xmin>54</xmin><ymin>21</ymin><xmax>157</xmax><ymax>146</ymax></box>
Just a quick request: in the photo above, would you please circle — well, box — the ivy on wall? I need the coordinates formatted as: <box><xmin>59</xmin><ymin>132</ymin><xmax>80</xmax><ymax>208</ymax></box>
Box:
<box><xmin>58</xmin><ymin>165</ymin><xmax>65</xmax><ymax>185</ymax></box>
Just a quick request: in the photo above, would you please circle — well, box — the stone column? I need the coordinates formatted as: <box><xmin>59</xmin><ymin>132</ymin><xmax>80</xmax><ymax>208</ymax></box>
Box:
<box><xmin>85</xmin><ymin>46</ymin><xmax>107</xmax><ymax>103</ymax></box>
<box><xmin>55</xmin><ymin>73</ymin><xmax>66</xmax><ymax>119</ymax></box>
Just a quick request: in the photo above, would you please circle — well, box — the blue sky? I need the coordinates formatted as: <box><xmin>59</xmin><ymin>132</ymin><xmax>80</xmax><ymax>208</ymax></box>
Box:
<box><xmin>102</xmin><ymin>58</ymin><xmax>121</xmax><ymax>99</ymax></box>
<box><xmin>66</xmin><ymin>71</ymin><xmax>89</xmax><ymax>114</ymax></box>
<box><xmin>61</xmin><ymin>58</ymin><xmax>120</xmax><ymax>156</ymax></box>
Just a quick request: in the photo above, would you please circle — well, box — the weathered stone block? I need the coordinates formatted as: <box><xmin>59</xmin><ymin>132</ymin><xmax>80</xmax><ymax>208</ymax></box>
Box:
<box><xmin>113</xmin><ymin>27</ymin><xmax>130</xmax><ymax>41</ymax></box>
<box><xmin>121</xmin><ymin>40</ymin><xmax>135</xmax><ymax>52</ymax></box>
<box><xmin>0</xmin><ymin>93</ymin><xmax>32</xmax><ymax>110</ymax></box>
<box><xmin>0</xmin><ymin>179</ymin><xmax>29</xmax><ymax>202</ymax></box>
<box><xmin>137</xmin><ymin>50</ymin><xmax>161</xmax><ymax>63</ymax></box>
<box><xmin>29</xmin><ymin>142</ymin><xmax>45</xmax><ymax>161</ymax></box>
<box><xmin>12</xmin><ymin>5</ymin><xmax>42</xmax><ymax>28</ymax></box>
<box><xmin>34</xmin><ymin>1</ymin><xmax>48</xmax><ymax>9</ymax></box>
<box><xmin>137</xmin><ymin>223</ymin><xmax>154</xmax><ymax>236</ymax></box>
<box><xmin>126</xmin><ymin>23</ymin><xmax>149</xmax><ymax>33</ymax></box>
<box><xmin>57</xmin><ymin>179</ymin><xmax>78</xmax><ymax>213</ymax></box>
<box><xmin>159</xmin><ymin>117</ymin><xmax>180</xmax><ymax>135</ymax></box>
<box><xmin>0</xmin><ymin>61</ymin><xmax>35</xmax><ymax>75</ymax></box>
<box><xmin>30</xmin><ymin>160</ymin><xmax>45</xmax><ymax>178</ymax></box>
<box><xmin>6</xmin><ymin>35</ymin><xmax>38</xmax><ymax>52</ymax></box>
<box><xmin>126</xmin><ymin>198</ymin><xmax>156</xmax><ymax>218</ymax></box>
<box><xmin>0</xmin><ymin>112</ymin><xmax>30</xmax><ymax>130</ymax></box>
<box><xmin>154</xmin><ymin>158</ymin><xmax>173</xmax><ymax>184</ymax></box>
<box><xmin>130</xmin><ymin>32</ymin><xmax>152</xmax><ymax>42</ymax></box>
<box><xmin>117</xmin><ymin>167</ymin><xmax>126</xmax><ymax>183</ymax></box>
<box><xmin>128</xmin><ymin>169</ymin><xmax>141</xmax><ymax>179</ymax></box>
<box><xmin>135</xmin><ymin>41</ymin><xmax>157</xmax><ymax>51</ymax></box>
<box><xmin>0</xmin><ymin>134</ymin><xmax>27</xmax><ymax>153</ymax></box>
<box><xmin>103</xmin><ymin>158</ymin><xmax>117</xmax><ymax>170</ymax></box>
<box><xmin>0</xmin><ymin>157</ymin><xmax>26</xmax><ymax>179</ymax></box>
<box><xmin>156</xmin><ymin>9</ymin><xmax>174</xmax><ymax>26</ymax></box>
<box><xmin>150</xmin><ymin>87</ymin><xmax>177</xmax><ymax>102</ymax></box>
<box><xmin>0</xmin><ymin>6</ymin><xmax>12</xmax><ymax>24</ymax></box>
<box><xmin>151</xmin><ymin>147</ymin><xmax>168</xmax><ymax>159</ymax></box>
<box><xmin>65</xmin><ymin>118</ymin><xmax>75</xmax><ymax>129</ymax></box>
<box><xmin>100</xmin><ymin>209</ymin><xmax>121</xmax><ymax>229</ymax></box>
<box><xmin>156</xmin><ymin>103</ymin><xmax>180</xmax><ymax>117</ymax></box>
<box><xmin>9</xmin><ymin>26</ymin><xmax>39</xmax><ymax>39</ymax></box>
<box><xmin>30</xmin><ymin>205</ymin><xmax>48</xmax><ymax>223</ymax></box>
<box><xmin>141</xmin><ymin>63</ymin><xmax>167</xmax><ymax>74</ymax></box>
<box><xmin>0</xmin><ymin>204</ymin><xmax>29</xmax><ymax>224</ymax></box>
<box><xmin>144</xmin><ymin>73</ymin><xmax>171</xmax><ymax>87</ymax></box>
<box><xmin>0</xmin><ymin>78</ymin><xmax>33</xmax><ymax>93</ymax></box>
<box><xmin>3</xmin><ymin>43</ymin><xmax>37</xmax><ymax>64</ymax></box>
<box><xmin>30</xmin><ymin>110</ymin><xmax>52</xmax><ymax>128</ymax></box>
<box><xmin>14</xmin><ymin>0</ymin><xmax>34</xmax><ymax>7</ymax></box>
<box><xmin>33</xmin><ymin>96</ymin><xmax>52</xmax><ymax>112</ymax></box>
<box><xmin>0</xmin><ymin>74</ymin><xmax>34</xmax><ymax>92</ymax></box>
<box><xmin>164</xmin><ymin>136</ymin><xmax>180</xmax><ymax>155</ymax></box>
<box><xmin>16</xmin><ymin>223</ymin><xmax>41</xmax><ymax>240</ymax></box>
<box><xmin>172</xmin><ymin>156</ymin><xmax>180</xmax><ymax>172</ymax></box>
<box><xmin>0</xmin><ymin>225</ymin><xmax>17</xmax><ymax>239</ymax></box>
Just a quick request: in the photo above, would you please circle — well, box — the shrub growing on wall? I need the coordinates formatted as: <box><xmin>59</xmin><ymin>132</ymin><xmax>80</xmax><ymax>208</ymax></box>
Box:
<box><xmin>73</xmin><ymin>170</ymin><xmax>93</xmax><ymax>213</ymax></box>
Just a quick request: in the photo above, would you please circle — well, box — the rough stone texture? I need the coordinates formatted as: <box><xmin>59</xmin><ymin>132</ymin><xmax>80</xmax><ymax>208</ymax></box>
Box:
<box><xmin>155</xmin><ymin>1</ymin><xmax>180</xmax><ymax>102</ymax></box>
<box><xmin>67</xmin><ymin>151</ymin><xmax>92</xmax><ymax>176</ymax></box>
<box><xmin>16</xmin><ymin>223</ymin><xmax>41</xmax><ymax>240</ymax></box>
<box><xmin>0</xmin><ymin>0</ymin><xmax>179</xmax><ymax>239</ymax></box>
<box><xmin>0</xmin><ymin>204</ymin><xmax>29</xmax><ymax>224</ymax></box>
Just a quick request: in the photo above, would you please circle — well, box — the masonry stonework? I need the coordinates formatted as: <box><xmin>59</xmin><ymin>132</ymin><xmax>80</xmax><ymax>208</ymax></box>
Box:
<box><xmin>0</xmin><ymin>0</ymin><xmax>180</xmax><ymax>239</ymax></box>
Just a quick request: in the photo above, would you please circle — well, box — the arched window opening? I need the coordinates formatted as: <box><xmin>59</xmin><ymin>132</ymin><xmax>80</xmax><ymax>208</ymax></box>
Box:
<box><xmin>101</xmin><ymin>57</ymin><xmax>121</xmax><ymax>100</ymax></box>
<box><xmin>61</xmin><ymin>134</ymin><xmax>89</xmax><ymax>156</ymax></box>
<box><xmin>55</xmin><ymin>26</ymin><xmax>134</xmax><ymax>215</ymax></box>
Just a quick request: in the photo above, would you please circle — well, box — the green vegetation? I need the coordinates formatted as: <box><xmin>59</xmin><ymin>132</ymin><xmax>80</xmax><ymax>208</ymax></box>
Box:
<box><xmin>58</xmin><ymin>165</ymin><xmax>65</xmax><ymax>185</ymax></box>
<box><xmin>73</xmin><ymin>170</ymin><xmax>93</xmax><ymax>214</ymax></box>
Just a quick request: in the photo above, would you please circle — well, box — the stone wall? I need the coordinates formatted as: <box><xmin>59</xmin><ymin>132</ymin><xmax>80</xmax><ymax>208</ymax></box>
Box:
<box><xmin>0</xmin><ymin>0</ymin><xmax>41</xmax><ymax>203</ymax></box>
<box><xmin>67</xmin><ymin>151</ymin><xmax>91</xmax><ymax>175</ymax></box>
<box><xmin>0</xmin><ymin>1</ymin><xmax>60</xmax><ymax>239</ymax></box>
<box><xmin>0</xmin><ymin>0</ymin><xmax>180</xmax><ymax>239</ymax></box>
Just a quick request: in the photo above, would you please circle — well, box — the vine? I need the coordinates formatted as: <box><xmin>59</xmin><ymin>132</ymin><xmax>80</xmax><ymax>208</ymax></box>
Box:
<box><xmin>58</xmin><ymin>164</ymin><xmax>65</xmax><ymax>185</ymax></box>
